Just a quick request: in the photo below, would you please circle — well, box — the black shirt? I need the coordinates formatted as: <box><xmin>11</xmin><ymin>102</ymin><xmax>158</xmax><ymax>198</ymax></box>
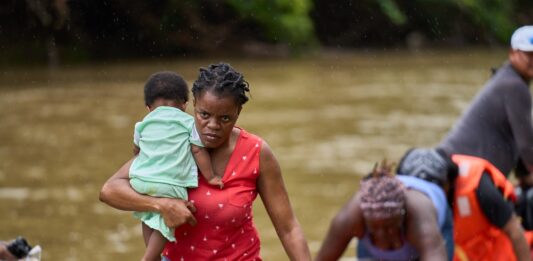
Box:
<box><xmin>475</xmin><ymin>172</ymin><xmax>514</xmax><ymax>228</ymax></box>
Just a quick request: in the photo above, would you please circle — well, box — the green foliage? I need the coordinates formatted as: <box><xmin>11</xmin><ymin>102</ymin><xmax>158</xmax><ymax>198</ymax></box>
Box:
<box><xmin>377</xmin><ymin>0</ymin><xmax>407</xmax><ymax>25</ymax></box>
<box><xmin>3</xmin><ymin>0</ymin><xmax>532</xmax><ymax>64</ymax></box>
<box><xmin>227</xmin><ymin>0</ymin><xmax>315</xmax><ymax>47</ymax></box>
<box><xmin>374</xmin><ymin>0</ymin><xmax>516</xmax><ymax>42</ymax></box>
<box><xmin>450</xmin><ymin>0</ymin><xmax>515</xmax><ymax>42</ymax></box>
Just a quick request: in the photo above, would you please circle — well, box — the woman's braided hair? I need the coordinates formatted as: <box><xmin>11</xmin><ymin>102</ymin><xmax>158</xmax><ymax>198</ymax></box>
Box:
<box><xmin>192</xmin><ymin>63</ymin><xmax>250</xmax><ymax>106</ymax></box>
<box><xmin>359</xmin><ymin>160</ymin><xmax>406</xmax><ymax>219</ymax></box>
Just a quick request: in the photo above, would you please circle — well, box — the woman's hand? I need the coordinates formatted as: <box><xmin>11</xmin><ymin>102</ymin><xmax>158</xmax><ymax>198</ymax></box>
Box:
<box><xmin>100</xmin><ymin>157</ymin><xmax>197</xmax><ymax>228</ymax></box>
<box><xmin>158</xmin><ymin>198</ymin><xmax>197</xmax><ymax>227</ymax></box>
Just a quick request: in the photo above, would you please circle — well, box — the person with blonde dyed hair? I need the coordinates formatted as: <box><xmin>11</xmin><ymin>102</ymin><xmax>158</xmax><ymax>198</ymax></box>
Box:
<box><xmin>316</xmin><ymin>160</ymin><xmax>453</xmax><ymax>261</ymax></box>
<box><xmin>359</xmin><ymin>164</ymin><xmax>406</xmax><ymax>220</ymax></box>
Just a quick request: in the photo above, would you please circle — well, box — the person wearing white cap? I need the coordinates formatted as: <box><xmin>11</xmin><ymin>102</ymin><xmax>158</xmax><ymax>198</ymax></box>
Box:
<box><xmin>438</xmin><ymin>25</ymin><xmax>533</xmax><ymax>184</ymax></box>
<box><xmin>510</xmin><ymin>25</ymin><xmax>533</xmax><ymax>81</ymax></box>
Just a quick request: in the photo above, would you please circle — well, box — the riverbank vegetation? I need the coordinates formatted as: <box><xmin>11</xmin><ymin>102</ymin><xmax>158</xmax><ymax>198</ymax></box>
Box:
<box><xmin>1</xmin><ymin>0</ymin><xmax>532</xmax><ymax>66</ymax></box>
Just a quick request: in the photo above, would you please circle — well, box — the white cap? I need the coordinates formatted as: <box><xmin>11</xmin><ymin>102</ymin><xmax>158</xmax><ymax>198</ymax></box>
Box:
<box><xmin>511</xmin><ymin>25</ymin><xmax>533</xmax><ymax>52</ymax></box>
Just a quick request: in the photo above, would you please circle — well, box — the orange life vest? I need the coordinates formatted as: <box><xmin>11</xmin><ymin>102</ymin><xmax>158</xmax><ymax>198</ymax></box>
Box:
<box><xmin>451</xmin><ymin>154</ymin><xmax>517</xmax><ymax>261</ymax></box>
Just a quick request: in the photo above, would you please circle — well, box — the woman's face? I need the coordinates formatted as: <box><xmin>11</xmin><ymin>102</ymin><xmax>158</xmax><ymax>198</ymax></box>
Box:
<box><xmin>365</xmin><ymin>214</ymin><xmax>404</xmax><ymax>246</ymax></box>
<box><xmin>193</xmin><ymin>90</ymin><xmax>241</xmax><ymax>149</ymax></box>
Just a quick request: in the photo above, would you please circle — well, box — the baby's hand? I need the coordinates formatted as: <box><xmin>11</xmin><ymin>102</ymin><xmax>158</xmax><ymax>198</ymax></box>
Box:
<box><xmin>208</xmin><ymin>176</ymin><xmax>224</xmax><ymax>189</ymax></box>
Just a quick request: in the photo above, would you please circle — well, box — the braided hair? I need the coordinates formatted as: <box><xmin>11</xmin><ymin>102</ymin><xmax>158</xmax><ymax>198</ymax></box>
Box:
<box><xmin>192</xmin><ymin>63</ymin><xmax>250</xmax><ymax>106</ymax></box>
<box><xmin>359</xmin><ymin>160</ymin><xmax>406</xmax><ymax>219</ymax></box>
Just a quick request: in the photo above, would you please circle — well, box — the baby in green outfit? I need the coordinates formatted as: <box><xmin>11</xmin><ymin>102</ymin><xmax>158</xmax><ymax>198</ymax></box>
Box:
<box><xmin>129</xmin><ymin>71</ymin><xmax>223</xmax><ymax>261</ymax></box>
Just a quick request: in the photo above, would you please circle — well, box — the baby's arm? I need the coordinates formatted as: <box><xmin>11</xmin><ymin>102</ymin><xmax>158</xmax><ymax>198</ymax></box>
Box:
<box><xmin>191</xmin><ymin>144</ymin><xmax>223</xmax><ymax>188</ymax></box>
<box><xmin>133</xmin><ymin>145</ymin><xmax>140</xmax><ymax>156</ymax></box>
<box><xmin>133</xmin><ymin>124</ymin><xmax>141</xmax><ymax>156</ymax></box>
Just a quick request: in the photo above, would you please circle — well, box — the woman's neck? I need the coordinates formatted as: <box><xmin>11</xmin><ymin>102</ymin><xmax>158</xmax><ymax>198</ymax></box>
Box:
<box><xmin>209</xmin><ymin>127</ymin><xmax>241</xmax><ymax>178</ymax></box>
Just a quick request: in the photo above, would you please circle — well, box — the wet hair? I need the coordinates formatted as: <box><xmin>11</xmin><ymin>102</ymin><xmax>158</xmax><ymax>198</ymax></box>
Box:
<box><xmin>191</xmin><ymin>63</ymin><xmax>250</xmax><ymax>106</ymax></box>
<box><xmin>359</xmin><ymin>160</ymin><xmax>406</xmax><ymax>219</ymax></box>
<box><xmin>144</xmin><ymin>71</ymin><xmax>188</xmax><ymax>107</ymax></box>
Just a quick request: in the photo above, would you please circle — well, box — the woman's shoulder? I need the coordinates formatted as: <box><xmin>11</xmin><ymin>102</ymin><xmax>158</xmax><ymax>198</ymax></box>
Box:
<box><xmin>235</xmin><ymin>127</ymin><xmax>262</xmax><ymax>140</ymax></box>
<box><xmin>233</xmin><ymin>128</ymin><xmax>277</xmax><ymax>166</ymax></box>
<box><xmin>234</xmin><ymin>127</ymin><xmax>264</xmax><ymax>149</ymax></box>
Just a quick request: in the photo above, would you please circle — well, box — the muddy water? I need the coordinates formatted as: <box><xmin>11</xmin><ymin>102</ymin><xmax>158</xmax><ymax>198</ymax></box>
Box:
<box><xmin>0</xmin><ymin>49</ymin><xmax>507</xmax><ymax>260</ymax></box>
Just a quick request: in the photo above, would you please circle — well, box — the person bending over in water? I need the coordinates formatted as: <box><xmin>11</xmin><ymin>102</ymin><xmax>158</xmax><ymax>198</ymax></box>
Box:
<box><xmin>316</xmin><ymin>160</ymin><xmax>451</xmax><ymax>261</ymax></box>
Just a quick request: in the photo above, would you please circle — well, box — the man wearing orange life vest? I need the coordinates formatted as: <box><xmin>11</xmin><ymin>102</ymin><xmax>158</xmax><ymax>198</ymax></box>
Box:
<box><xmin>451</xmin><ymin>154</ymin><xmax>530</xmax><ymax>261</ymax></box>
<box><xmin>397</xmin><ymin>148</ymin><xmax>531</xmax><ymax>260</ymax></box>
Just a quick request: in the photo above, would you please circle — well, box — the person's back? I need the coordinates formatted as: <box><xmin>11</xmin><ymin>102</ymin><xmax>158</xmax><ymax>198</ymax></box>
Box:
<box><xmin>130</xmin><ymin>106</ymin><xmax>200</xmax><ymax>186</ymax></box>
<box><xmin>439</xmin><ymin>63</ymin><xmax>530</xmax><ymax>175</ymax></box>
<box><xmin>439</xmin><ymin>25</ymin><xmax>533</xmax><ymax>177</ymax></box>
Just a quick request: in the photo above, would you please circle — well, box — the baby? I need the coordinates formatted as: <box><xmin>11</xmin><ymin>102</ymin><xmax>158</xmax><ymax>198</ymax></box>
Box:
<box><xmin>129</xmin><ymin>71</ymin><xmax>223</xmax><ymax>261</ymax></box>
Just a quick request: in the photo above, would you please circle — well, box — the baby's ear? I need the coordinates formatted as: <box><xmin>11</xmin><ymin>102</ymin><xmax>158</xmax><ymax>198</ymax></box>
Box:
<box><xmin>181</xmin><ymin>102</ymin><xmax>189</xmax><ymax>111</ymax></box>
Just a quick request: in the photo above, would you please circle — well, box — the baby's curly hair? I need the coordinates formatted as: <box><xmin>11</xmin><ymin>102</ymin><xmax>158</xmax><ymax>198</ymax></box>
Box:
<box><xmin>359</xmin><ymin>160</ymin><xmax>406</xmax><ymax>219</ymax></box>
<box><xmin>192</xmin><ymin>63</ymin><xmax>250</xmax><ymax>106</ymax></box>
<box><xmin>143</xmin><ymin>71</ymin><xmax>188</xmax><ymax>107</ymax></box>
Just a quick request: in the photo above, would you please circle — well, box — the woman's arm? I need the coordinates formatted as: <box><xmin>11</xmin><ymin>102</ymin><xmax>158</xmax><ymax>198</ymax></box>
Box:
<box><xmin>315</xmin><ymin>193</ymin><xmax>365</xmax><ymax>261</ymax></box>
<box><xmin>257</xmin><ymin>141</ymin><xmax>311</xmax><ymax>261</ymax></box>
<box><xmin>99</xmin><ymin>158</ymin><xmax>197</xmax><ymax>227</ymax></box>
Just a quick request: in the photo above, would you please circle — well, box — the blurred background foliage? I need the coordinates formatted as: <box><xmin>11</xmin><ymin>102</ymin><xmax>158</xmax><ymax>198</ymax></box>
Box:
<box><xmin>1</xmin><ymin>0</ymin><xmax>532</xmax><ymax>66</ymax></box>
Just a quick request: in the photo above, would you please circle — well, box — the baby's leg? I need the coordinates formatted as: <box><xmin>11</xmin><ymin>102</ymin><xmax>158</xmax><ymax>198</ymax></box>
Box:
<box><xmin>207</xmin><ymin>176</ymin><xmax>224</xmax><ymax>188</ymax></box>
<box><xmin>141</xmin><ymin>223</ymin><xmax>153</xmax><ymax>247</ymax></box>
<box><xmin>142</xmin><ymin>230</ymin><xmax>167</xmax><ymax>261</ymax></box>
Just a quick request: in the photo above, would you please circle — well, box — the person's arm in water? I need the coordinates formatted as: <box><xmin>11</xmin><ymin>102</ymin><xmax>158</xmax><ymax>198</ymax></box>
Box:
<box><xmin>405</xmin><ymin>190</ymin><xmax>447</xmax><ymax>261</ymax></box>
<box><xmin>315</xmin><ymin>193</ymin><xmax>365</xmax><ymax>261</ymax></box>
<box><xmin>99</xmin><ymin>158</ymin><xmax>197</xmax><ymax>228</ymax></box>
<box><xmin>503</xmin><ymin>214</ymin><xmax>531</xmax><ymax>261</ymax></box>
<box><xmin>257</xmin><ymin>141</ymin><xmax>311</xmax><ymax>261</ymax></box>
<box><xmin>191</xmin><ymin>144</ymin><xmax>223</xmax><ymax>188</ymax></box>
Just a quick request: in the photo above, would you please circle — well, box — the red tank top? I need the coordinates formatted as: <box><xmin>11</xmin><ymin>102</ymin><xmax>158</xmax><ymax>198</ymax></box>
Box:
<box><xmin>163</xmin><ymin>128</ymin><xmax>263</xmax><ymax>261</ymax></box>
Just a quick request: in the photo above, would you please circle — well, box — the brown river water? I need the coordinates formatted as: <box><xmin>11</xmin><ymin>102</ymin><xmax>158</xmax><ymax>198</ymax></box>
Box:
<box><xmin>0</xmin><ymin>49</ymin><xmax>508</xmax><ymax>260</ymax></box>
